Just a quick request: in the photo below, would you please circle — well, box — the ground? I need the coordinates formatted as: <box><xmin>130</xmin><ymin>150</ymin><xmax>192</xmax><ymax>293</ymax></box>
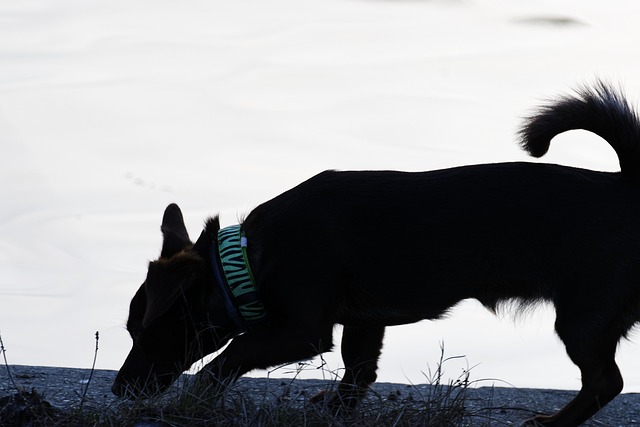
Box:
<box><xmin>1</xmin><ymin>365</ymin><xmax>639</xmax><ymax>426</ymax></box>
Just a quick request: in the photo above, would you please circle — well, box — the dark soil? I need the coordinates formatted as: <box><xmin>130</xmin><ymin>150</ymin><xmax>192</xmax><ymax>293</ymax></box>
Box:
<box><xmin>1</xmin><ymin>365</ymin><xmax>639</xmax><ymax>426</ymax></box>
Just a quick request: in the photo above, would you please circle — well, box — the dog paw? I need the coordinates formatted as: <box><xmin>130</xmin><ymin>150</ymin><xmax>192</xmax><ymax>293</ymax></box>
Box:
<box><xmin>187</xmin><ymin>369</ymin><xmax>229</xmax><ymax>398</ymax></box>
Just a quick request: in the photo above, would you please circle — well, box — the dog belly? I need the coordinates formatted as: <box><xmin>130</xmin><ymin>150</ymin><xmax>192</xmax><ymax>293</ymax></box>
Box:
<box><xmin>336</xmin><ymin>309</ymin><xmax>440</xmax><ymax>326</ymax></box>
<box><xmin>334</xmin><ymin>286</ymin><xmax>469</xmax><ymax>327</ymax></box>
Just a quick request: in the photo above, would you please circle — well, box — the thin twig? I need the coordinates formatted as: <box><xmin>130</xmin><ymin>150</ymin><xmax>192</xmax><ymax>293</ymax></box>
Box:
<box><xmin>0</xmin><ymin>332</ymin><xmax>20</xmax><ymax>393</ymax></box>
<box><xmin>79</xmin><ymin>331</ymin><xmax>99</xmax><ymax>414</ymax></box>
<box><xmin>0</xmin><ymin>332</ymin><xmax>35</xmax><ymax>417</ymax></box>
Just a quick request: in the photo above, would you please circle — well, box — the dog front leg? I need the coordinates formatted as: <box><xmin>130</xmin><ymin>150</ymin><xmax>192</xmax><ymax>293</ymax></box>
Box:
<box><xmin>337</xmin><ymin>325</ymin><xmax>385</xmax><ymax>407</ymax></box>
<box><xmin>311</xmin><ymin>325</ymin><xmax>385</xmax><ymax>409</ymax></box>
<box><xmin>195</xmin><ymin>324</ymin><xmax>334</xmax><ymax>388</ymax></box>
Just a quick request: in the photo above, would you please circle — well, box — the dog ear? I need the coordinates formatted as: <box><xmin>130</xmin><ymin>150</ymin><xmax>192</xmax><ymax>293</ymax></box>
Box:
<box><xmin>161</xmin><ymin>204</ymin><xmax>191</xmax><ymax>258</ymax></box>
<box><xmin>142</xmin><ymin>216</ymin><xmax>220</xmax><ymax>328</ymax></box>
<box><xmin>192</xmin><ymin>216</ymin><xmax>220</xmax><ymax>259</ymax></box>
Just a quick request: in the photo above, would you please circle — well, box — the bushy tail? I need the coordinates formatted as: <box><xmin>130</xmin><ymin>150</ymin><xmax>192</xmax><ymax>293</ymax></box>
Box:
<box><xmin>518</xmin><ymin>80</ymin><xmax>640</xmax><ymax>178</ymax></box>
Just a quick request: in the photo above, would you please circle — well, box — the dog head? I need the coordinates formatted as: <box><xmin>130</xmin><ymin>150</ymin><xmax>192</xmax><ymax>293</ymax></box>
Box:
<box><xmin>112</xmin><ymin>204</ymin><xmax>236</xmax><ymax>398</ymax></box>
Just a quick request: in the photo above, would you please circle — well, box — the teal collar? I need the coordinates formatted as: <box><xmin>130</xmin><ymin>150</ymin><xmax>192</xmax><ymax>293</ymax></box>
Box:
<box><xmin>215</xmin><ymin>225</ymin><xmax>267</xmax><ymax>329</ymax></box>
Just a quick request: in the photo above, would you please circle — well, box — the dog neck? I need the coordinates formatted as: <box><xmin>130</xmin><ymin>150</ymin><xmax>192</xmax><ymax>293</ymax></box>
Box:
<box><xmin>210</xmin><ymin>225</ymin><xmax>267</xmax><ymax>333</ymax></box>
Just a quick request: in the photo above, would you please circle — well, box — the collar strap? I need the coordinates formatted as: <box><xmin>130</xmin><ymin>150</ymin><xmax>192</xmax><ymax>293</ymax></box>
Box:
<box><xmin>215</xmin><ymin>225</ymin><xmax>267</xmax><ymax>329</ymax></box>
<box><xmin>210</xmin><ymin>240</ymin><xmax>244</xmax><ymax>332</ymax></box>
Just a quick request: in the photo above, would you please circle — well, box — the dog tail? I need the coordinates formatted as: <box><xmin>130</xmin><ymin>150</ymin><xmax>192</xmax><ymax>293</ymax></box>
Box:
<box><xmin>518</xmin><ymin>80</ymin><xmax>640</xmax><ymax>178</ymax></box>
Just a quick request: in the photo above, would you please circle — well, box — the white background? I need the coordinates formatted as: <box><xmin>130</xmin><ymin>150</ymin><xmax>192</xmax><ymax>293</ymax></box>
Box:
<box><xmin>1</xmin><ymin>0</ymin><xmax>640</xmax><ymax>392</ymax></box>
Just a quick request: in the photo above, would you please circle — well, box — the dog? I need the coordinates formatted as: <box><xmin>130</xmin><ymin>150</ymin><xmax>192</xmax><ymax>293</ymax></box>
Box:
<box><xmin>112</xmin><ymin>81</ymin><xmax>640</xmax><ymax>426</ymax></box>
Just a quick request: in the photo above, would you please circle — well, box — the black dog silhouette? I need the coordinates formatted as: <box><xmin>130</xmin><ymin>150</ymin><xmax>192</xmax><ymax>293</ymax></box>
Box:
<box><xmin>113</xmin><ymin>81</ymin><xmax>640</xmax><ymax>426</ymax></box>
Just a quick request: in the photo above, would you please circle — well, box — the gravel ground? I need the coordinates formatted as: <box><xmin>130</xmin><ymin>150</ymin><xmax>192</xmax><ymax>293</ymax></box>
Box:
<box><xmin>1</xmin><ymin>365</ymin><xmax>639</xmax><ymax>426</ymax></box>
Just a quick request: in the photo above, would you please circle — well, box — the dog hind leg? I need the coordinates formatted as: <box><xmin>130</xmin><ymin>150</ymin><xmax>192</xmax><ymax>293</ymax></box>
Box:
<box><xmin>524</xmin><ymin>312</ymin><xmax>624</xmax><ymax>426</ymax></box>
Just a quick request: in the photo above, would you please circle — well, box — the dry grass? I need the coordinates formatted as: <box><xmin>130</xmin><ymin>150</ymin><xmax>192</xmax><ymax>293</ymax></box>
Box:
<box><xmin>1</xmin><ymin>334</ymin><xmax>487</xmax><ymax>427</ymax></box>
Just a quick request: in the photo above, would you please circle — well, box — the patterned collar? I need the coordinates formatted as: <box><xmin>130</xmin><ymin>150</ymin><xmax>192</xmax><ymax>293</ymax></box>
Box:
<box><xmin>210</xmin><ymin>225</ymin><xmax>267</xmax><ymax>332</ymax></box>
